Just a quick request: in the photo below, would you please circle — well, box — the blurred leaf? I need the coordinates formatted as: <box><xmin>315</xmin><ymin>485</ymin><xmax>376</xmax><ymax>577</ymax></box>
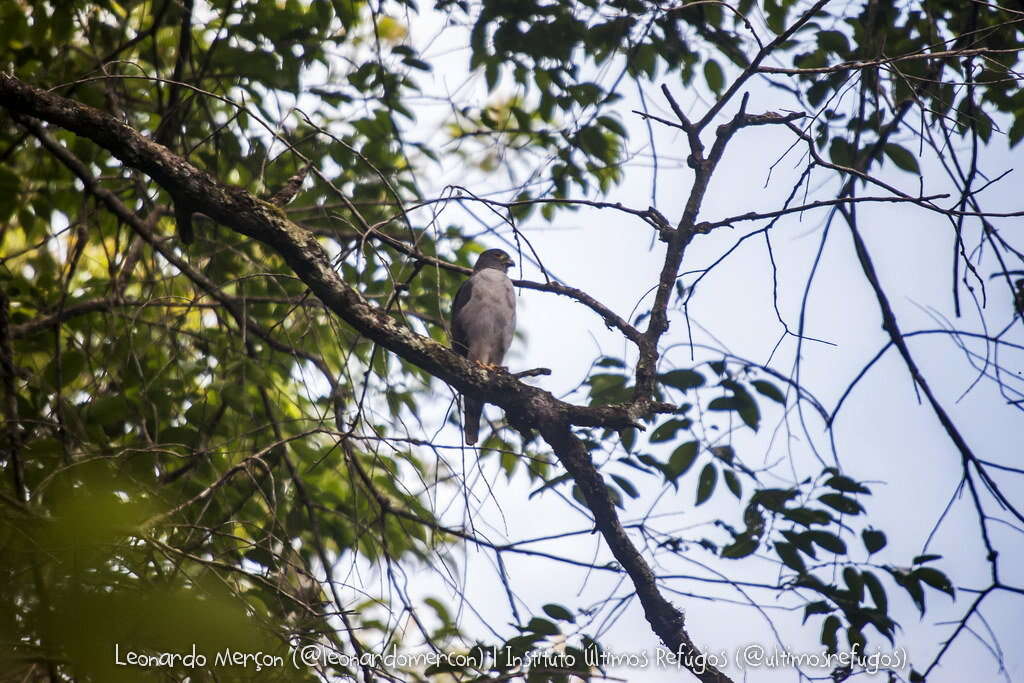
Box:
<box><xmin>915</xmin><ymin>567</ymin><xmax>955</xmax><ymax>598</ymax></box>
<box><xmin>776</xmin><ymin>541</ymin><xmax>806</xmax><ymax>572</ymax></box>
<box><xmin>649</xmin><ymin>418</ymin><xmax>692</xmax><ymax>443</ymax></box>
<box><xmin>659</xmin><ymin>369</ymin><xmax>705</xmax><ymax>391</ymax></box>
<box><xmin>542</xmin><ymin>604</ymin><xmax>575</xmax><ymax>623</ymax></box>
<box><xmin>526</xmin><ymin>617</ymin><xmax>560</xmax><ymax>636</ymax></box>
<box><xmin>807</xmin><ymin>530</ymin><xmax>847</xmax><ymax>554</ymax></box>
<box><xmin>821</xmin><ymin>615</ymin><xmax>841</xmax><ymax>652</ymax></box>
<box><xmin>610</xmin><ymin>474</ymin><xmax>640</xmax><ymax>499</ymax></box>
<box><xmin>825</xmin><ymin>475</ymin><xmax>870</xmax><ymax>495</ymax></box>
<box><xmin>723</xmin><ymin>468</ymin><xmax>742</xmax><ymax>498</ymax></box>
<box><xmin>751</xmin><ymin>380</ymin><xmax>785</xmax><ymax>405</ymax></box>
<box><xmin>803</xmin><ymin>601</ymin><xmax>832</xmax><ymax>623</ymax></box>
<box><xmin>665</xmin><ymin>441</ymin><xmax>699</xmax><ymax>483</ymax></box>
<box><xmin>44</xmin><ymin>349</ymin><xmax>86</xmax><ymax>388</ymax></box>
<box><xmin>703</xmin><ymin>59</ymin><xmax>724</xmax><ymax>94</ymax></box>
<box><xmin>863</xmin><ymin>571</ymin><xmax>888</xmax><ymax>614</ymax></box>
<box><xmin>884</xmin><ymin>143</ymin><xmax>920</xmax><ymax>174</ymax></box>
<box><xmin>819</xmin><ymin>493</ymin><xmax>863</xmax><ymax>515</ymax></box>
<box><xmin>862</xmin><ymin>528</ymin><xmax>887</xmax><ymax>554</ymax></box>
<box><xmin>695</xmin><ymin>463</ymin><xmax>717</xmax><ymax>505</ymax></box>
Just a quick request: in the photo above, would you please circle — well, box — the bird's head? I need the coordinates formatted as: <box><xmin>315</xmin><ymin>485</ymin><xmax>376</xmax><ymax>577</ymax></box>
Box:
<box><xmin>473</xmin><ymin>248</ymin><xmax>515</xmax><ymax>273</ymax></box>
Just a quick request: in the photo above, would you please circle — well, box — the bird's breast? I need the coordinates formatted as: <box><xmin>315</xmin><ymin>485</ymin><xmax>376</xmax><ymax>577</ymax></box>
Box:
<box><xmin>456</xmin><ymin>270</ymin><xmax>516</xmax><ymax>363</ymax></box>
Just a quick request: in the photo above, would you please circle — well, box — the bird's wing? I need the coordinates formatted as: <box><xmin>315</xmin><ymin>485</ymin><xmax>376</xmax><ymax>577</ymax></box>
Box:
<box><xmin>450</xmin><ymin>276</ymin><xmax>474</xmax><ymax>357</ymax></box>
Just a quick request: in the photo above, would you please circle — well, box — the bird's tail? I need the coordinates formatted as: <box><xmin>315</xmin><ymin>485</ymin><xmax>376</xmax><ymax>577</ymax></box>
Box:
<box><xmin>463</xmin><ymin>397</ymin><xmax>482</xmax><ymax>445</ymax></box>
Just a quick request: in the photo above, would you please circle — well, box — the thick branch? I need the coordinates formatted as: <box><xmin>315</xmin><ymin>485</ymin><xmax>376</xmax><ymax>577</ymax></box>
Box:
<box><xmin>0</xmin><ymin>73</ymin><xmax>725</xmax><ymax>680</ymax></box>
<box><xmin>0</xmin><ymin>72</ymin><xmax>656</xmax><ymax>429</ymax></box>
<box><xmin>635</xmin><ymin>93</ymin><xmax>787</xmax><ymax>397</ymax></box>
<box><xmin>537</xmin><ymin>422</ymin><xmax>731</xmax><ymax>683</ymax></box>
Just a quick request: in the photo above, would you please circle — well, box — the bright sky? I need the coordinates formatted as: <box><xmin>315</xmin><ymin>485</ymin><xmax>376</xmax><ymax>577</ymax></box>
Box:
<box><xmin>294</xmin><ymin>5</ymin><xmax>1024</xmax><ymax>681</ymax></box>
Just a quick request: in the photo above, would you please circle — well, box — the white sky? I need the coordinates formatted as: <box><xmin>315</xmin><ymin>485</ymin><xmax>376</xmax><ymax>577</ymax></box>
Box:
<box><xmin>297</xmin><ymin>5</ymin><xmax>1024</xmax><ymax>682</ymax></box>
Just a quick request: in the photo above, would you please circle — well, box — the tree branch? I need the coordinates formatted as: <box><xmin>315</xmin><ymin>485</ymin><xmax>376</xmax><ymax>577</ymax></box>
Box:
<box><xmin>0</xmin><ymin>72</ymin><xmax>724</xmax><ymax>681</ymax></box>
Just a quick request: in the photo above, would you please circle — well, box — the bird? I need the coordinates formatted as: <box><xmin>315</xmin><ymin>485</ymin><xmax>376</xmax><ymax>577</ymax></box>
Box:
<box><xmin>450</xmin><ymin>248</ymin><xmax>517</xmax><ymax>445</ymax></box>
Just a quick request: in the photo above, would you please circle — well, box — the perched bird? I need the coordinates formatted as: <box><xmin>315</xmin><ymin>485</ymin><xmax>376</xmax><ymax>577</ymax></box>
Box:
<box><xmin>450</xmin><ymin>248</ymin><xmax>517</xmax><ymax>445</ymax></box>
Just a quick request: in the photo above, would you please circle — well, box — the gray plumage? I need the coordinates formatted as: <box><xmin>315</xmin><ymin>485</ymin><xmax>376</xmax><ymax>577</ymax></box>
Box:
<box><xmin>451</xmin><ymin>248</ymin><xmax>516</xmax><ymax>445</ymax></box>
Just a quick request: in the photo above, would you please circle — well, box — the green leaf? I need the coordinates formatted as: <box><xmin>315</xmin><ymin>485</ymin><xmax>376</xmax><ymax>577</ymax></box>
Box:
<box><xmin>915</xmin><ymin>567</ymin><xmax>955</xmax><ymax>598</ymax></box>
<box><xmin>649</xmin><ymin>418</ymin><xmax>692</xmax><ymax>443</ymax></box>
<box><xmin>542</xmin><ymin>604</ymin><xmax>575</xmax><ymax>623</ymax></box>
<box><xmin>485</xmin><ymin>60</ymin><xmax>500</xmax><ymax>90</ymax></box>
<box><xmin>817</xmin><ymin>30</ymin><xmax>850</xmax><ymax>55</ymax></box>
<box><xmin>776</xmin><ymin>541</ymin><xmax>806</xmax><ymax>572</ymax></box>
<box><xmin>803</xmin><ymin>601</ymin><xmax>832</xmax><ymax>623</ymax></box>
<box><xmin>736</xmin><ymin>395</ymin><xmax>760</xmax><ymax>431</ymax></box>
<box><xmin>847</xmin><ymin>625</ymin><xmax>865</xmax><ymax>651</ymax></box>
<box><xmin>751</xmin><ymin>380</ymin><xmax>786</xmax><ymax>404</ymax></box>
<box><xmin>829</xmin><ymin>137</ymin><xmax>854</xmax><ymax>167</ymax></box>
<box><xmin>723</xmin><ymin>469</ymin><xmax>741</xmax><ymax>498</ymax></box>
<box><xmin>587</xmin><ymin>373</ymin><xmax>630</xmax><ymax>406</ymax></box>
<box><xmin>721</xmin><ymin>535</ymin><xmax>758</xmax><ymax>559</ymax></box>
<box><xmin>598</xmin><ymin>115</ymin><xmax>627</xmax><ymax>138</ymax></box>
<box><xmin>44</xmin><ymin>349</ymin><xmax>86</xmax><ymax>389</ymax></box>
<box><xmin>222</xmin><ymin>384</ymin><xmax>249</xmax><ymax>412</ymax></box>
<box><xmin>571</xmin><ymin>484</ymin><xmax>588</xmax><ymax>508</ymax></box>
<box><xmin>606</xmin><ymin>484</ymin><xmax>624</xmax><ymax>509</ymax></box>
<box><xmin>703</xmin><ymin>59</ymin><xmax>724</xmax><ymax>94</ymax></box>
<box><xmin>88</xmin><ymin>395</ymin><xmax>130</xmax><ymax>428</ymax></box>
<box><xmin>695</xmin><ymin>463</ymin><xmax>717</xmax><ymax>505</ymax></box>
<box><xmin>185</xmin><ymin>398</ymin><xmax>221</xmax><ymax>428</ymax></box>
<box><xmin>718</xmin><ymin>379</ymin><xmax>760</xmax><ymax>431</ymax></box>
<box><xmin>637</xmin><ymin>453</ymin><xmax>662</xmax><ymax>470</ymax></box>
<box><xmin>898</xmin><ymin>573</ymin><xmax>926</xmax><ymax>615</ymax></box>
<box><xmin>913</xmin><ymin>554</ymin><xmax>942</xmax><ymax>565</ymax></box>
<box><xmin>619</xmin><ymin>427</ymin><xmax>636</xmax><ymax>452</ymax></box>
<box><xmin>825</xmin><ymin>475</ymin><xmax>870</xmax><ymax>494</ymax></box>
<box><xmin>1008</xmin><ymin>116</ymin><xmax>1024</xmax><ymax>148</ymax></box>
<box><xmin>884</xmin><ymin>143</ymin><xmax>920</xmax><ymax>174</ymax></box>
<box><xmin>821</xmin><ymin>615</ymin><xmax>841</xmax><ymax>652</ymax></box>
<box><xmin>160</xmin><ymin>426</ymin><xmax>200</xmax><ymax>448</ymax></box>
<box><xmin>577</xmin><ymin>125</ymin><xmax>609</xmax><ymax>159</ymax></box>
<box><xmin>818</xmin><ymin>493</ymin><xmax>863</xmax><ymax>515</ymax></box>
<box><xmin>843</xmin><ymin>567</ymin><xmax>864</xmax><ymax>601</ymax></box>
<box><xmin>862</xmin><ymin>571</ymin><xmax>888</xmax><ymax>613</ymax></box>
<box><xmin>665</xmin><ymin>441</ymin><xmax>699</xmax><ymax>483</ymax></box>
<box><xmin>708</xmin><ymin>396</ymin><xmax>738</xmax><ymax>411</ymax></box>
<box><xmin>526</xmin><ymin>617</ymin><xmax>560</xmax><ymax>636</ymax></box>
<box><xmin>659</xmin><ymin>369</ymin><xmax>705</xmax><ymax>391</ymax></box>
<box><xmin>807</xmin><ymin>530</ymin><xmax>847</xmax><ymax>555</ymax></box>
<box><xmin>610</xmin><ymin>474</ymin><xmax>639</xmax><ymax>499</ymax></box>
<box><xmin>753</xmin><ymin>488</ymin><xmax>799</xmax><ymax>512</ymax></box>
<box><xmin>402</xmin><ymin>57</ymin><xmax>432</xmax><ymax>71</ymax></box>
<box><xmin>862</xmin><ymin>528</ymin><xmax>887</xmax><ymax>554</ymax></box>
<box><xmin>784</xmin><ymin>507</ymin><xmax>833</xmax><ymax>527</ymax></box>
<box><xmin>710</xmin><ymin>445</ymin><xmax>734</xmax><ymax>464</ymax></box>
<box><xmin>785</xmin><ymin>530</ymin><xmax>817</xmax><ymax>558</ymax></box>
<box><xmin>530</xmin><ymin>472</ymin><xmax>572</xmax><ymax>499</ymax></box>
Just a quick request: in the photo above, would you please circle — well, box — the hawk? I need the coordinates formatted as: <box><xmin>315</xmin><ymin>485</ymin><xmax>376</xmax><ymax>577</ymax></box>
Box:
<box><xmin>450</xmin><ymin>248</ymin><xmax>517</xmax><ymax>445</ymax></box>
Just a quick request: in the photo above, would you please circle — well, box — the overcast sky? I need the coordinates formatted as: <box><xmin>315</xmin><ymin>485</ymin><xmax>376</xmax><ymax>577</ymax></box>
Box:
<box><xmin>296</xmin><ymin>6</ymin><xmax>1024</xmax><ymax>681</ymax></box>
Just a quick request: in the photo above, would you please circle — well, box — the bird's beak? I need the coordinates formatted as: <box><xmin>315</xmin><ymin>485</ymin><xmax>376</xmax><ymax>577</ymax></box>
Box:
<box><xmin>507</xmin><ymin>257</ymin><xmax>515</xmax><ymax>269</ymax></box>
